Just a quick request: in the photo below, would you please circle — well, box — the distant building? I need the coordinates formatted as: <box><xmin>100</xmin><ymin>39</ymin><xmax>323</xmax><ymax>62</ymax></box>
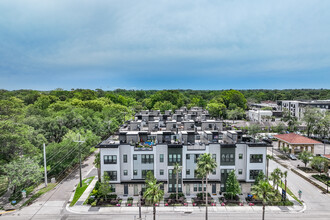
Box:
<box><xmin>277</xmin><ymin>100</ymin><xmax>330</xmax><ymax>120</ymax></box>
<box><xmin>248</xmin><ymin>110</ymin><xmax>273</xmax><ymax>123</ymax></box>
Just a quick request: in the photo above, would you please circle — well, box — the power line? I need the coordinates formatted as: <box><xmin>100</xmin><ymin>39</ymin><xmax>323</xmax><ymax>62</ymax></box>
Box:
<box><xmin>47</xmin><ymin>143</ymin><xmax>81</xmax><ymax>175</ymax></box>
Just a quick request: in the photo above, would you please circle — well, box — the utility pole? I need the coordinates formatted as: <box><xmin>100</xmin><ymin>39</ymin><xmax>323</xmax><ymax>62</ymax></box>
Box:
<box><xmin>74</xmin><ymin>135</ymin><xmax>85</xmax><ymax>187</ymax></box>
<box><xmin>43</xmin><ymin>143</ymin><xmax>47</xmax><ymax>187</ymax></box>
<box><xmin>139</xmin><ymin>190</ymin><xmax>142</xmax><ymax>220</ymax></box>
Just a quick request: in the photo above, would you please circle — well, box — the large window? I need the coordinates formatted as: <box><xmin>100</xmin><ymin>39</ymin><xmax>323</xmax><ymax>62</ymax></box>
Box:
<box><xmin>249</xmin><ymin>170</ymin><xmax>261</xmax><ymax>180</ymax></box>
<box><xmin>168</xmin><ymin>153</ymin><xmax>181</xmax><ymax>163</ymax></box>
<box><xmin>194</xmin><ymin>154</ymin><xmax>200</xmax><ymax>163</ymax></box>
<box><xmin>160</xmin><ymin>154</ymin><xmax>164</xmax><ymax>163</ymax></box>
<box><xmin>250</xmin><ymin>154</ymin><xmax>263</xmax><ymax>163</ymax></box>
<box><xmin>123</xmin><ymin>154</ymin><xmax>127</xmax><ymax>163</ymax></box>
<box><xmin>142</xmin><ymin>170</ymin><xmax>154</xmax><ymax>178</ymax></box>
<box><xmin>194</xmin><ymin>184</ymin><xmax>197</xmax><ymax>192</ymax></box>
<box><xmin>104</xmin><ymin>155</ymin><xmax>117</xmax><ymax>164</ymax></box>
<box><xmin>141</xmin><ymin>154</ymin><xmax>154</xmax><ymax>164</ymax></box>
<box><xmin>110</xmin><ymin>184</ymin><xmax>116</xmax><ymax>192</ymax></box>
<box><xmin>105</xmin><ymin>171</ymin><xmax>117</xmax><ymax>181</ymax></box>
<box><xmin>221</xmin><ymin>153</ymin><xmax>234</xmax><ymax>163</ymax></box>
<box><xmin>133</xmin><ymin>154</ymin><xmax>137</xmax><ymax>160</ymax></box>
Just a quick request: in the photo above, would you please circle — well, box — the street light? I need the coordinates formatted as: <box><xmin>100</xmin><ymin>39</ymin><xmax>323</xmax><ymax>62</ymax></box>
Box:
<box><xmin>139</xmin><ymin>190</ymin><xmax>143</xmax><ymax>220</ymax></box>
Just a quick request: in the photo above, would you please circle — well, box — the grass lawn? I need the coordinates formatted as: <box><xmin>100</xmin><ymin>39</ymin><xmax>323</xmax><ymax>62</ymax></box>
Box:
<box><xmin>22</xmin><ymin>183</ymin><xmax>57</xmax><ymax>207</ymax></box>
<box><xmin>70</xmin><ymin>176</ymin><xmax>94</xmax><ymax>206</ymax></box>
<box><xmin>0</xmin><ymin>176</ymin><xmax>8</xmax><ymax>197</ymax></box>
<box><xmin>279</xmin><ymin>182</ymin><xmax>302</xmax><ymax>205</ymax></box>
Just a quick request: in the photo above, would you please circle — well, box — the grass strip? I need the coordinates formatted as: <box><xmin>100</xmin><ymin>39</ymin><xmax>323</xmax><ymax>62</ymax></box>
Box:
<box><xmin>22</xmin><ymin>183</ymin><xmax>57</xmax><ymax>207</ymax></box>
<box><xmin>279</xmin><ymin>182</ymin><xmax>302</xmax><ymax>205</ymax></box>
<box><xmin>70</xmin><ymin>176</ymin><xmax>94</xmax><ymax>206</ymax></box>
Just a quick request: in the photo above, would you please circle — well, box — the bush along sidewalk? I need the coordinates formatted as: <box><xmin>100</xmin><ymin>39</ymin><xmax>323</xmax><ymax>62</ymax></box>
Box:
<box><xmin>70</xmin><ymin>176</ymin><xmax>95</xmax><ymax>206</ymax></box>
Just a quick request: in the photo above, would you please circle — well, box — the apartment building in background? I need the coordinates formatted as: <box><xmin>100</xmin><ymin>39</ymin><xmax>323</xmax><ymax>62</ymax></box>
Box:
<box><xmin>97</xmin><ymin>107</ymin><xmax>269</xmax><ymax>197</ymax></box>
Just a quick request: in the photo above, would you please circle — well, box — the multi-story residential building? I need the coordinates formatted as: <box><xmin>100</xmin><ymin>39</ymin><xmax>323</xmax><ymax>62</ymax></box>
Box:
<box><xmin>277</xmin><ymin>100</ymin><xmax>330</xmax><ymax>120</ymax></box>
<box><xmin>97</xmin><ymin>108</ymin><xmax>269</xmax><ymax>197</ymax></box>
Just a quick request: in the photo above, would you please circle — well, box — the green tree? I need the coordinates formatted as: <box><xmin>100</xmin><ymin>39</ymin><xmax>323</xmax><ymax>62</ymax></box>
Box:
<box><xmin>98</xmin><ymin>172</ymin><xmax>112</xmax><ymax>200</ymax></box>
<box><xmin>144</xmin><ymin>178</ymin><xmax>164</xmax><ymax>220</ymax></box>
<box><xmin>270</xmin><ymin>168</ymin><xmax>282</xmax><ymax>192</ymax></box>
<box><xmin>197</xmin><ymin>153</ymin><xmax>217</xmax><ymax>220</ymax></box>
<box><xmin>255</xmin><ymin>171</ymin><xmax>265</xmax><ymax>186</ymax></box>
<box><xmin>94</xmin><ymin>153</ymin><xmax>101</xmax><ymax>182</ymax></box>
<box><xmin>220</xmin><ymin>90</ymin><xmax>247</xmax><ymax>109</ymax></box>
<box><xmin>311</xmin><ymin>156</ymin><xmax>328</xmax><ymax>175</ymax></box>
<box><xmin>173</xmin><ymin>163</ymin><xmax>182</xmax><ymax>201</ymax></box>
<box><xmin>206</xmin><ymin>102</ymin><xmax>226</xmax><ymax>119</ymax></box>
<box><xmin>2</xmin><ymin>157</ymin><xmax>42</xmax><ymax>194</ymax></box>
<box><xmin>225</xmin><ymin>170</ymin><xmax>241</xmax><ymax>200</ymax></box>
<box><xmin>251</xmin><ymin>180</ymin><xmax>276</xmax><ymax>220</ymax></box>
<box><xmin>298</xmin><ymin>151</ymin><xmax>313</xmax><ymax>167</ymax></box>
<box><xmin>227</xmin><ymin>107</ymin><xmax>245</xmax><ymax>123</ymax></box>
<box><xmin>266</xmin><ymin>155</ymin><xmax>274</xmax><ymax>179</ymax></box>
<box><xmin>248</xmin><ymin>124</ymin><xmax>261</xmax><ymax>142</ymax></box>
<box><xmin>303</xmin><ymin>107</ymin><xmax>322</xmax><ymax>137</ymax></box>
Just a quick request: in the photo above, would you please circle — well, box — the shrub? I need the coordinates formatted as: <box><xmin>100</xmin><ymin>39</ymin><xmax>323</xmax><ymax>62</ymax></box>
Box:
<box><xmin>91</xmin><ymin>201</ymin><xmax>97</xmax><ymax>206</ymax></box>
<box><xmin>169</xmin><ymin>193</ymin><xmax>185</xmax><ymax>199</ymax></box>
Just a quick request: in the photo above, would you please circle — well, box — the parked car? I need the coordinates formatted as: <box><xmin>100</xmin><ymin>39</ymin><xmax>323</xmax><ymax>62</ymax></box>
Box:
<box><xmin>288</xmin><ymin>154</ymin><xmax>297</xmax><ymax>160</ymax></box>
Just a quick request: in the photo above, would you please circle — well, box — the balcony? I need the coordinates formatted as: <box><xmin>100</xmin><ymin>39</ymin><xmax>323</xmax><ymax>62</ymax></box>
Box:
<box><xmin>134</xmin><ymin>141</ymin><xmax>154</xmax><ymax>151</ymax></box>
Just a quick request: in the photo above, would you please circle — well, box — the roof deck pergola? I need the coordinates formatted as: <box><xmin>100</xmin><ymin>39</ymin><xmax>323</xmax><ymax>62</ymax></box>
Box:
<box><xmin>274</xmin><ymin>133</ymin><xmax>321</xmax><ymax>154</ymax></box>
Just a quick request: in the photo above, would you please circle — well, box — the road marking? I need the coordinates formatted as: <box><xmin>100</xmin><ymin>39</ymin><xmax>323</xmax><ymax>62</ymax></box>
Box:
<box><xmin>0</xmin><ymin>209</ymin><xmax>16</xmax><ymax>215</ymax></box>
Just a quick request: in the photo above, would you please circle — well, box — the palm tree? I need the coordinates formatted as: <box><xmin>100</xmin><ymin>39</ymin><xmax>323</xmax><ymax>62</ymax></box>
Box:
<box><xmin>144</xmin><ymin>179</ymin><xmax>164</xmax><ymax>220</ymax></box>
<box><xmin>173</xmin><ymin>163</ymin><xmax>182</xmax><ymax>201</ymax></box>
<box><xmin>266</xmin><ymin>155</ymin><xmax>273</xmax><ymax>180</ymax></box>
<box><xmin>251</xmin><ymin>180</ymin><xmax>276</xmax><ymax>220</ymax></box>
<box><xmin>197</xmin><ymin>153</ymin><xmax>217</xmax><ymax>220</ymax></box>
<box><xmin>270</xmin><ymin>168</ymin><xmax>282</xmax><ymax>193</ymax></box>
<box><xmin>93</xmin><ymin>152</ymin><xmax>101</xmax><ymax>182</ymax></box>
<box><xmin>283</xmin><ymin>171</ymin><xmax>288</xmax><ymax>201</ymax></box>
<box><xmin>196</xmin><ymin>167</ymin><xmax>207</xmax><ymax>201</ymax></box>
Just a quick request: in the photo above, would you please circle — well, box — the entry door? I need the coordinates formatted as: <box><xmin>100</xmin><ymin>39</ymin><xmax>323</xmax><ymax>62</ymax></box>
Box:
<box><xmin>186</xmin><ymin>184</ymin><xmax>190</xmax><ymax>196</ymax></box>
<box><xmin>212</xmin><ymin>184</ymin><xmax>216</xmax><ymax>195</ymax></box>
<box><xmin>124</xmin><ymin>184</ymin><xmax>128</xmax><ymax>195</ymax></box>
<box><xmin>134</xmin><ymin>185</ymin><xmax>138</xmax><ymax>196</ymax></box>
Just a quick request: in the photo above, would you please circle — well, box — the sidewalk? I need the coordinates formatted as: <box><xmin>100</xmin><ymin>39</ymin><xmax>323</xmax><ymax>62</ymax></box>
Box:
<box><xmin>67</xmin><ymin>202</ymin><xmax>303</xmax><ymax>215</ymax></box>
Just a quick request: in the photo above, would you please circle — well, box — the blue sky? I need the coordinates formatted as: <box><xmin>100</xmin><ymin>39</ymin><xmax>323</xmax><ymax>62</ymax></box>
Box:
<box><xmin>0</xmin><ymin>0</ymin><xmax>329</xmax><ymax>90</ymax></box>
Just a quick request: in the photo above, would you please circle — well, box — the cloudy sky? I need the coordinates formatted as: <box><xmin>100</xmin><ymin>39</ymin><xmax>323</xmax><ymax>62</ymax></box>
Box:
<box><xmin>0</xmin><ymin>0</ymin><xmax>330</xmax><ymax>90</ymax></box>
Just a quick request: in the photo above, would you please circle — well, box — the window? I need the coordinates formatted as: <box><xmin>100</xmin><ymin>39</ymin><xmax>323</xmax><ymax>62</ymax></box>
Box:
<box><xmin>133</xmin><ymin>154</ymin><xmax>137</xmax><ymax>160</ymax></box>
<box><xmin>186</xmin><ymin>169</ymin><xmax>190</xmax><ymax>175</ymax></box>
<box><xmin>194</xmin><ymin>184</ymin><xmax>197</xmax><ymax>192</ymax></box>
<box><xmin>142</xmin><ymin>170</ymin><xmax>154</xmax><ymax>178</ymax></box>
<box><xmin>123</xmin><ymin>155</ymin><xmax>127</xmax><ymax>163</ymax></box>
<box><xmin>160</xmin><ymin>169</ymin><xmax>164</xmax><ymax>176</ymax></box>
<box><xmin>186</xmin><ymin>154</ymin><xmax>190</xmax><ymax>160</ymax></box>
<box><xmin>134</xmin><ymin>170</ymin><xmax>137</xmax><ymax>176</ymax></box>
<box><xmin>141</xmin><ymin>154</ymin><xmax>154</xmax><ymax>164</ymax></box>
<box><xmin>239</xmin><ymin>154</ymin><xmax>243</xmax><ymax>159</ymax></box>
<box><xmin>238</xmin><ymin>169</ymin><xmax>243</xmax><ymax>175</ymax></box>
<box><xmin>123</xmin><ymin>170</ymin><xmax>128</xmax><ymax>176</ymax></box>
<box><xmin>212</xmin><ymin>169</ymin><xmax>216</xmax><ymax>175</ymax></box>
<box><xmin>168</xmin><ymin>153</ymin><xmax>181</xmax><ymax>163</ymax></box>
<box><xmin>106</xmin><ymin>171</ymin><xmax>117</xmax><ymax>181</ymax></box>
<box><xmin>249</xmin><ymin>170</ymin><xmax>261</xmax><ymax>180</ymax></box>
<box><xmin>198</xmin><ymin>184</ymin><xmax>202</xmax><ymax>191</ymax></box>
<box><xmin>212</xmin><ymin>154</ymin><xmax>216</xmax><ymax>161</ymax></box>
<box><xmin>104</xmin><ymin>155</ymin><xmax>117</xmax><ymax>164</ymax></box>
<box><xmin>250</xmin><ymin>154</ymin><xmax>263</xmax><ymax>163</ymax></box>
<box><xmin>110</xmin><ymin>184</ymin><xmax>116</xmax><ymax>192</ymax></box>
<box><xmin>160</xmin><ymin>154</ymin><xmax>164</xmax><ymax>163</ymax></box>
<box><xmin>221</xmin><ymin>153</ymin><xmax>234</xmax><ymax>162</ymax></box>
<box><xmin>194</xmin><ymin>154</ymin><xmax>200</xmax><ymax>163</ymax></box>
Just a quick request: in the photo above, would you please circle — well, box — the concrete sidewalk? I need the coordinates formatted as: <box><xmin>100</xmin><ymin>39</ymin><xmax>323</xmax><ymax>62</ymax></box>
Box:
<box><xmin>67</xmin><ymin>203</ymin><xmax>304</xmax><ymax>215</ymax></box>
